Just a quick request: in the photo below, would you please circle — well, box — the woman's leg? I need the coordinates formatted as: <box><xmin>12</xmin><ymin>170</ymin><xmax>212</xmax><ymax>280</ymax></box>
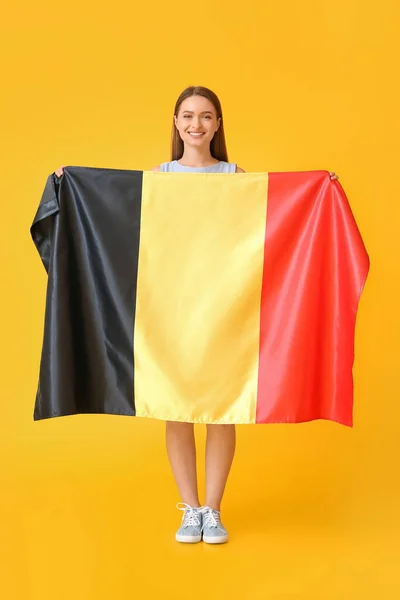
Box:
<box><xmin>204</xmin><ymin>424</ymin><xmax>236</xmax><ymax>511</ymax></box>
<box><xmin>166</xmin><ymin>421</ymin><xmax>200</xmax><ymax>507</ymax></box>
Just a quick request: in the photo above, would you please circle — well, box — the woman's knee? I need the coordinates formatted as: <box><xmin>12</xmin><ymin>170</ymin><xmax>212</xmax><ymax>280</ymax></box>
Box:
<box><xmin>206</xmin><ymin>423</ymin><xmax>235</xmax><ymax>432</ymax></box>
<box><xmin>166</xmin><ymin>420</ymin><xmax>194</xmax><ymax>431</ymax></box>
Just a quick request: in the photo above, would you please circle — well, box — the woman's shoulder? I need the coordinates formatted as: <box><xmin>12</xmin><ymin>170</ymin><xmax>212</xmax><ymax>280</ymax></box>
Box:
<box><xmin>221</xmin><ymin>161</ymin><xmax>245</xmax><ymax>173</ymax></box>
<box><xmin>151</xmin><ymin>161</ymin><xmax>174</xmax><ymax>172</ymax></box>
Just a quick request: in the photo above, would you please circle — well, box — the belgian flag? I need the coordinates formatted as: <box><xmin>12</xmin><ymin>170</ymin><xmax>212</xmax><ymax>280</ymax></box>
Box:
<box><xmin>31</xmin><ymin>167</ymin><xmax>369</xmax><ymax>426</ymax></box>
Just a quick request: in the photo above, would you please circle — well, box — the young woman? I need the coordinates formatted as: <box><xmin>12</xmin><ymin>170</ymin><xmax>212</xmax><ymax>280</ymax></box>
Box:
<box><xmin>55</xmin><ymin>85</ymin><xmax>339</xmax><ymax>545</ymax></box>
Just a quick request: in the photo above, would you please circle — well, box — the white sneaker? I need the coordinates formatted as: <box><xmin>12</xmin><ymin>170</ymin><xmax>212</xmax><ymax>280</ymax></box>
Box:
<box><xmin>200</xmin><ymin>506</ymin><xmax>229</xmax><ymax>544</ymax></box>
<box><xmin>175</xmin><ymin>503</ymin><xmax>202</xmax><ymax>543</ymax></box>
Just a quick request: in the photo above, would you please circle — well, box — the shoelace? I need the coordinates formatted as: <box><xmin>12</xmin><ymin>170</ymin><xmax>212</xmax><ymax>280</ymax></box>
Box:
<box><xmin>199</xmin><ymin>506</ymin><xmax>222</xmax><ymax>530</ymax></box>
<box><xmin>176</xmin><ymin>503</ymin><xmax>201</xmax><ymax>528</ymax></box>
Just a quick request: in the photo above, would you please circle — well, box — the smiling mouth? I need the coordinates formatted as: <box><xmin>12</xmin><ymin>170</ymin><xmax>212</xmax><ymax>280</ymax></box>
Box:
<box><xmin>188</xmin><ymin>132</ymin><xmax>205</xmax><ymax>137</ymax></box>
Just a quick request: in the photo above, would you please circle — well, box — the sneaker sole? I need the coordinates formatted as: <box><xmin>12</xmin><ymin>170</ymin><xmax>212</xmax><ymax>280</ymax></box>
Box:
<box><xmin>176</xmin><ymin>534</ymin><xmax>202</xmax><ymax>543</ymax></box>
<box><xmin>202</xmin><ymin>535</ymin><xmax>229</xmax><ymax>544</ymax></box>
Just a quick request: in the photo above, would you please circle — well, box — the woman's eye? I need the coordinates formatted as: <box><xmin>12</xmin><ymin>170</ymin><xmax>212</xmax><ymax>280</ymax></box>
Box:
<box><xmin>183</xmin><ymin>115</ymin><xmax>191</xmax><ymax>119</ymax></box>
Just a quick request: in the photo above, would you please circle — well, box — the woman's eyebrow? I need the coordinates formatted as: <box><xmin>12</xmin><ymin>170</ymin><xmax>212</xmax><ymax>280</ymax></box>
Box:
<box><xmin>182</xmin><ymin>110</ymin><xmax>214</xmax><ymax>115</ymax></box>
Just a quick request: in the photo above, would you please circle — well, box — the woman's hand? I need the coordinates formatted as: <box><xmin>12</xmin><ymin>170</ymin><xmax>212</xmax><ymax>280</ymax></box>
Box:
<box><xmin>55</xmin><ymin>166</ymin><xmax>65</xmax><ymax>177</ymax></box>
<box><xmin>330</xmin><ymin>172</ymin><xmax>339</xmax><ymax>180</ymax></box>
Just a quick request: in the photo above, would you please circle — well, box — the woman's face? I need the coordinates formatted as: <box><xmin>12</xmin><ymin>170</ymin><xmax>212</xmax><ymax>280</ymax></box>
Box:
<box><xmin>175</xmin><ymin>95</ymin><xmax>220</xmax><ymax>149</ymax></box>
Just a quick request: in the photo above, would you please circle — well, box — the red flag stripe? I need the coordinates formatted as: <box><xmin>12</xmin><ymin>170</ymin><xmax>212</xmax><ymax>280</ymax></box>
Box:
<box><xmin>256</xmin><ymin>171</ymin><xmax>369</xmax><ymax>426</ymax></box>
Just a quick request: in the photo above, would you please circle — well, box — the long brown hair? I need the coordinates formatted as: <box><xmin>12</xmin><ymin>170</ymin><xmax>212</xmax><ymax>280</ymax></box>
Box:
<box><xmin>171</xmin><ymin>86</ymin><xmax>229</xmax><ymax>162</ymax></box>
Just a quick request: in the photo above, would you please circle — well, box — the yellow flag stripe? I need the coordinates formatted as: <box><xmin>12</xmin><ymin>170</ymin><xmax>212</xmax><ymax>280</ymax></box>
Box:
<box><xmin>134</xmin><ymin>172</ymin><xmax>268</xmax><ymax>423</ymax></box>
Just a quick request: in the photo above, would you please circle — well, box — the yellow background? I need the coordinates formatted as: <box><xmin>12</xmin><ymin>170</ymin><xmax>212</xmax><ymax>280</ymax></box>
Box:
<box><xmin>0</xmin><ymin>1</ymin><xmax>398</xmax><ymax>598</ymax></box>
